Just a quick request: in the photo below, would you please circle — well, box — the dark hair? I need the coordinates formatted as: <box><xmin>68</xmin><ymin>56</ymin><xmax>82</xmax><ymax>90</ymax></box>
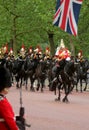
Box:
<box><xmin>0</xmin><ymin>67</ymin><xmax>11</xmax><ymax>92</ymax></box>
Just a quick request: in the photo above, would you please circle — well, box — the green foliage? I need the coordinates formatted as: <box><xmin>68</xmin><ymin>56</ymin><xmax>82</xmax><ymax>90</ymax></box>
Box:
<box><xmin>0</xmin><ymin>0</ymin><xmax>88</xmax><ymax>56</ymax></box>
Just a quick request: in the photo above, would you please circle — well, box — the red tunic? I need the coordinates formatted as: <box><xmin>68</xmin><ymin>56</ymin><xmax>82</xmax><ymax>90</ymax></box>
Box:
<box><xmin>0</xmin><ymin>95</ymin><xmax>18</xmax><ymax>130</ymax></box>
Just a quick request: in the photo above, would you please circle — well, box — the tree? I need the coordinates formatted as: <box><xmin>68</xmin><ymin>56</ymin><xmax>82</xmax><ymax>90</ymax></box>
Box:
<box><xmin>0</xmin><ymin>0</ymin><xmax>88</xmax><ymax>57</ymax></box>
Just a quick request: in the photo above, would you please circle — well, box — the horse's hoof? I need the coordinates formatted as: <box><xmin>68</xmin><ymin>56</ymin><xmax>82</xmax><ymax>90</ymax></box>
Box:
<box><xmin>36</xmin><ymin>87</ymin><xmax>39</xmax><ymax>91</ymax></box>
<box><xmin>62</xmin><ymin>98</ymin><xmax>65</xmax><ymax>102</ymax></box>
<box><xmin>25</xmin><ymin>87</ymin><xmax>28</xmax><ymax>90</ymax></box>
<box><xmin>55</xmin><ymin>97</ymin><xmax>60</xmax><ymax>101</ymax></box>
<box><xmin>16</xmin><ymin>85</ymin><xmax>19</xmax><ymax>88</ymax></box>
<box><xmin>62</xmin><ymin>98</ymin><xmax>69</xmax><ymax>103</ymax></box>
<box><xmin>65</xmin><ymin>99</ymin><xmax>69</xmax><ymax>103</ymax></box>
<box><xmin>83</xmin><ymin>88</ymin><xmax>86</xmax><ymax>91</ymax></box>
<box><xmin>30</xmin><ymin>88</ymin><xmax>35</xmax><ymax>92</ymax></box>
<box><xmin>76</xmin><ymin>89</ymin><xmax>78</xmax><ymax>92</ymax></box>
<box><xmin>41</xmin><ymin>89</ymin><xmax>43</xmax><ymax>92</ymax></box>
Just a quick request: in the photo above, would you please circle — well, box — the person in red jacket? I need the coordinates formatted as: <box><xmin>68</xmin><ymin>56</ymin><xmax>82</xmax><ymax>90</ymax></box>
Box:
<box><xmin>0</xmin><ymin>67</ymin><xmax>19</xmax><ymax>130</ymax></box>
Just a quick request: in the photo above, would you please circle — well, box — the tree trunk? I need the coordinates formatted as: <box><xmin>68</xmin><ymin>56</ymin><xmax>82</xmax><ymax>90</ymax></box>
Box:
<box><xmin>12</xmin><ymin>16</ymin><xmax>17</xmax><ymax>55</ymax></box>
<box><xmin>69</xmin><ymin>36</ymin><xmax>75</xmax><ymax>57</ymax></box>
<box><xmin>48</xmin><ymin>32</ymin><xmax>55</xmax><ymax>56</ymax></box>
<box><xmin>12</xmin><ymin>0</ymin><xmax>17</xmax><ymax>55</ymax></box>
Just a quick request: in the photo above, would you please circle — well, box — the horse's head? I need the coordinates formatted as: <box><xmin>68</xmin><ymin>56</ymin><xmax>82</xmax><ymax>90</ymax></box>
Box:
<box><xmin>64</xmin><ymin>61</ymin><xmax>76</xmax><ymax>76</ymax></box>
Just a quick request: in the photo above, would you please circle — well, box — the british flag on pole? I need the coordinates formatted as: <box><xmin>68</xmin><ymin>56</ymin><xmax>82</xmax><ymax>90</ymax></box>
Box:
<box><xmin>53</xmin><ymin>0</ymin><xmax>83</xmax><ymax>36</ymax></box>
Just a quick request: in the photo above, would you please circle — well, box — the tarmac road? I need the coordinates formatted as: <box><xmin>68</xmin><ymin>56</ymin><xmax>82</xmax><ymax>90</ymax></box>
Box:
<box><xmin>7</xmin><ymin>85</ymin><xmax>89</xmax><ymax>130</ymax></box>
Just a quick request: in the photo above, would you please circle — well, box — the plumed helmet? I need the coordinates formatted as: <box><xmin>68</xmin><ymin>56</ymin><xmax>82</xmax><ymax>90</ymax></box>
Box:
<box><xmin>3</xmin><ymin>43</ymin><xmax>8</xmax><ymax>54</ymax></box>
<box><xmin>21</xmin><ymin>44</ymin><xmax>25</xmax><ymax>52</ymax></box>
<box><xmin>10</xmin><ymin>48</ymin><xmax>13</xmax><ymax>55</ymax></box>
<box><xmin>60</xmin><ymin>39</ymin><xmax>65</xmax><ymax>48</ymax></box>
<box><xmin>29</xmin><ymin>46</ymin><xmax>33</xmax><ymax>53</ymax></box>
<box><xmin>34</xmin><ymin>45</ymin><xmax>42</xmax><ymax>54</ymax></box>
<box><xmin>0</xmin><ymin>67</ymin><xmax>11</xmax><ymax>92</ymax></box>
<box><xmin>45</xmin><ymin>47</ymin><xmax>50</xmax><ymax>55</ymax></box>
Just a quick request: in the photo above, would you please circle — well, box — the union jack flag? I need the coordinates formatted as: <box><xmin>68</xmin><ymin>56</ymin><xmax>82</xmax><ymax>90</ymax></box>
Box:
<box><xmin>53</xmin><ymin>0</ymin><xmax>83</xmax><ymax>36</ymax></box>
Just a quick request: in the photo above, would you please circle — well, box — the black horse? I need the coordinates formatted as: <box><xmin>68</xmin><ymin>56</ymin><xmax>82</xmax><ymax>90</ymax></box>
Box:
<box><xmin>22</xmin><ymin>56</ymin><xmax>40</xmax><ymax>91</ymax></box>
<box><xmin>75</xmin><ymin>59</ymin><xmax>89</xmax><ymax>92</ymax></box>
<box><xmin>49</xmin><ymin>59</ymin><xmax>76</xmax><ymax>102</ymax></box>
<box><xmin>34</xmin><ymin>60</ymin><xmax>49</xmax><ymax>92</ymax></box>
<box><xmin>12</xmin><ymin>58</ymin><xmax>25</xmax><ymax>89</ymax></box>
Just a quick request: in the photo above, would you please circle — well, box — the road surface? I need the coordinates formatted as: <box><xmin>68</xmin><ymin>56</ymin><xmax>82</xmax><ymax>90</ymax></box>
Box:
<box><xmin>7</xmin><ymin>84</ymin><xmax>89</xmax><ymax>130</ymax></box>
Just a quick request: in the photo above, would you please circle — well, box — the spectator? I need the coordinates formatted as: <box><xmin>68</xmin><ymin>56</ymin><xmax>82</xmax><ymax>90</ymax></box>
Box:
<box><xmin>0</xmin><ymin>67</ymin><xmax>19</xmax><ymax>130</ymax></box>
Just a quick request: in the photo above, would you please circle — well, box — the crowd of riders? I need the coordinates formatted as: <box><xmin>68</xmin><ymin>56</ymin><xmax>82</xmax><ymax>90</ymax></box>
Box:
<box><xmin>0</xmin><ymin>39</ymin><xmax>84</xmax><ymax>64</ymax></box>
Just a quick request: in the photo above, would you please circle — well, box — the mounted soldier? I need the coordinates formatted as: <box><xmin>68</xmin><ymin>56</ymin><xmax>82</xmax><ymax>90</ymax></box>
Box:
<box><xmin>20</xmin><ymin>44</ymin><xmax>26</xmax><ymax>59</ymax></box>
<box><xmin>45</xmin><ymin>47</ymin><xmax>50</xmax><ymax>57</ymax></box>
<box><xmin>9</xmin><ymin>48</ymin><xmax>13</xmax><ymax>55</ymax></box>
<box><xmin>0</xmin><ymin>48</ymin><xmax>3</xmax><ymax>59</ymax></box>
<box><xmin>34</xmin><ymin>45</ymin><xmax>43</xmax><ymax>60</ymax></box>
<box><xmin>77</xmin><ymin>50</ymin><xmax>83</xmax><ymax>62</ymax></box>
<box><xmin>27</xmin><ymin>46</ymin><xmax>34</xmax><ymax>59</ymax></box>
<box><xmin>55</xmin><ymin>39</ymin><xmax>71</xmax><ymax>62</ymax></box>
<box><xmin>2</xmin><ymin>43</ymin><xmax>8</xmax><ymax>58</ymax></box>
<box><xmin>28</xmin><ymin>46</ymin><xmax>33</xmax><ymax>54</ymax></box>
<box><xmin>8</xmin><ymin>48</ymin><xmax>15</xmax><ymax>60</ymax></box>
<box><xmin>43</xmin><ymin>47</ymin><xmax>50</xmax><ymax>61</ymax></box>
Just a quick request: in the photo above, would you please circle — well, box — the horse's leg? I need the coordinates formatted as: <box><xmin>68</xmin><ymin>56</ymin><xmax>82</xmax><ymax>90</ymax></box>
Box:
<box><xmin>15</xmin><ymin>75</ymin><xmax>20</xmax><ymax>88</ymax></box>
<box><xmin>30</xmin><ymin>83</ymin><xmax>35</xmax><ymax>91</ymax></box>
<box><xmin>25</xmin><ymin>78</ymin><xmax>28</xmax><ymax>90</ymax></box>
<box><xmin>62</xmin><ymin>85</ymin><xmax>67</xmax><ymax>102</ymax></box>
<box><xmin>36</xmin><ymin>79</ymin><xmax>40</xmax><ymax>91</ymax></box>
<box><xmin>62</xmin><ymin>84</ymin><xmax>70</xmax><ymax>103</ymax></box>
<box><xmin>36</xmin><ymin>84</ymin><xmax>40</xmax><ymax>91</ymax></box>
<box><xmin>40</xmin><ymin>74</ymin><xmax>47</xmax><ymax>92</ymax></box>
<box><xmin>63</xmin><ymin>93</ymin><xmax>69</xmax><ymax>103</ymax></box>
<box><xmin>80</xmin><ymin>79</ymin><xmax>83</xmax><ymax>92</ymax></box>
<box><xmin>16</xmin><ymin>82</ymin><xmax>19</xmax><ymax>88</ymax></box>
<box><xmin>70</xmin><ymin>83</ymin><xmax>75</xmax><ymax>92</ymax></box>
<box><xmin>30</xmin><ymin>77</ymin><xmax>35</xmax><ymax>91</ymax></box>
<box><xmin>55</xmin><ymin>82</ymin><xmax>62</xmax><ymax>101</ymax></box>
<box><xmin>40</xmin><ymin>80</ymin><xmax>45</xmax><ymax>92</ymax></box>
<box><xmin>55</xmin><ymin>89</ymin><xmax>61</xmax><ymax>101</ymax></box>
<box><xmin>76</xmin><ymin>78</ymin><xmax>79</xmax><ymax>92</ymax></box>
<box><xmin>62</xmin><ymin>91</ymin><xmax>69</xmax><ymax>103</ymax></box>
<box><xmin>10</xmin><ymin>72</ymin><xmax>14</xmax><ymax>84</ymax></box>
<box><xmin>83</xmin><ymin>79</ymin><xmax>87</xmax><ymax>91</ymax></box>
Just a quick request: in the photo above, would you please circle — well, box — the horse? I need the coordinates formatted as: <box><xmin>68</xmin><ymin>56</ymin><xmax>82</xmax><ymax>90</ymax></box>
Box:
<box><xmin>49</xmin><ymin>59</ymin><xmax>77</xmax><ymax>102</ymax></box>
<box><xmin>34</xmin><ymin>60</ymin><xmax>49</xmax><ymax>92</ymax></box>
<box><xmin>19</xmin><ymin>55</ymin><xmax>42</xmax><ymax>91</ymax></box>
<box><xmin>5</xmin><ymin>57</ymin><xmax>15</xmax><ymax>84</ymax></box>
<box><xmin>12</xmin><ymin>58</ymin><xmax>25</xmax><ymax>89</ymax></box>
<box><xmin>75</xmin><ymin>59</ymin><xmax>89</xmax><ymax>92</ymax></box>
